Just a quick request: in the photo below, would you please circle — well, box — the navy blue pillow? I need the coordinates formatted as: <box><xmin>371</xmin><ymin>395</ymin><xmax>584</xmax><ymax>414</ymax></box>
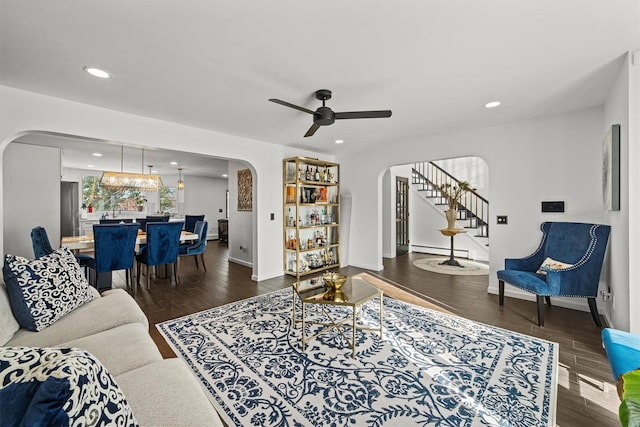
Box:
<box><xmin>2</xmin><ymin>248</ymin><xmax>93</xmax><ymax>331</ymax></box>
<box><xmin>0</xmin><ymin>347</ymin><xmax>138</xmax><ymax>426</ymax></box>
<box><xmin>0</xmin><ymin>377</ymin><xmax>71</xmax><ymax>426</ymax></box>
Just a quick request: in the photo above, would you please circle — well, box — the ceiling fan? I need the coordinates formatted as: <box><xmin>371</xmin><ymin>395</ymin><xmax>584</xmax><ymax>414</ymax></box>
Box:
<box><xmin>269</xmin><ymin>89</ymin><xmax>392</xmax><ymax>137</ymax></box>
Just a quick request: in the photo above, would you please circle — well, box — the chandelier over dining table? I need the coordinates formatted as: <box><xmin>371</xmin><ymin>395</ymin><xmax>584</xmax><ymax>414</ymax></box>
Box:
<box><xmin>100</xmin><ymin>147</ymin><xmax>163</xmax><ymax>191</ymax></box>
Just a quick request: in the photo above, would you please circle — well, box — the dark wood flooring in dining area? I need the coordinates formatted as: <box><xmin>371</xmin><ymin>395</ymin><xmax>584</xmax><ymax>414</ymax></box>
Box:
<box><xmin>110</xmin><ymin>242</ymin><xmax>620</xmax><ymax>427</ymax></box>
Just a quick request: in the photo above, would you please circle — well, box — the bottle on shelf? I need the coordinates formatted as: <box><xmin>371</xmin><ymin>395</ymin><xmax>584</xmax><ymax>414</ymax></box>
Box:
<box><xmin>314</xmin><ymin>166</ymin><xmax>320</xmax><ymax>181</ymax></box>
<box><xmin>287</xmin><ymin>208</ymin><xmax>293</xmax><ymax>226</ymax></box>
<box><xmin>306</xmin><ymin>166</ymin><xmax>311</xmax><ymax>181</ymax></box>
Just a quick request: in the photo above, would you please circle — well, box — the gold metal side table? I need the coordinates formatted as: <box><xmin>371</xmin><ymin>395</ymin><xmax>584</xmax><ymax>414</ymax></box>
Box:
<box><xmin>292</xmin><ymin>275</ymin><xmax>383</xmax><ymax>358</ymax></box>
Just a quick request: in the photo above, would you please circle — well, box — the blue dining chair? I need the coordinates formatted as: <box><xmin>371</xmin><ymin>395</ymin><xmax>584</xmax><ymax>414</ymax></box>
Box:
<box><xmin>178</xmin><ymin>220</ymin><xmax>208</xmax><ymax>272</ymax></box>
<box><xmin>99</xmin><ymin>218</ymin><xmax>133</xmax><ymax>224</ymax></box>
<box><xmin>497</xmin><ymin>222</ymin><xmax>611</xmax><ymax>327</ymax></box>
<box><xmin>31</xmin><ymin>226</ymin><xmax>95</xmax><ymax>282</ymax></box>
<box><xmin>136</xmin><ymin>221</ymin><xmax>184</xmax><ymax>290</ymax></box>
<box><xmin>146</xmin><ymin>215</ymin><xmax>170</xmax><ymax>223</ymax></box>
<box><xmin>93</xmin><ymin>223</ymin><xmax>140</xmax><ymax>295</ymax></box>
<box><xmin>135</xmin><ymin>218</ymin><xmax>148</xmax><ymax>232</ymax></box>
<box><xmin>184</xmin><ymin>214</ymin><xmax>205</xmax><ymax>233</ymax></box>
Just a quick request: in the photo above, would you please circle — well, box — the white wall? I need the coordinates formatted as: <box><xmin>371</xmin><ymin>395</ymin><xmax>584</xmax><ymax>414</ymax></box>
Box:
<box><xmin>628</xmin><ymin>52</ymin><xmax>640</xmax><ymax>333</ymax></box>
<box><xmin>340</xmin><ymin>106</ymin><xmax>609</xmax><ymax>313</ymax></box>
<box><xmin>181</xmin><ymin>174</ymin><xmax>228</xmax><ymax>239</ymax></box>
<box><xmin>3</xmin><ymin>143</ymin><xmax>61</xmax><ymax>258</ymax></box>
<box><xmin>603</xmin><ymin>53</ymin><xmax>637</xmax><ymax>331</ymax></box>
<box><xmin>227</xmin><ymin>161</ymin><xmax>254</xmax><ymax>267</ymax></box>
<box><xmin>382</xmin><ymin>170</ymin><xmax>392</xmax><ymax>258</ymax></box>
<box><xmin>433</xmin><ymin>156</ymin><xmax>490</xmax><ymax>199</ymax></box>
<box><xmin>0</xmin><ymin>85</ymin><xmax>331</xmax><ymax>281</ymax></box>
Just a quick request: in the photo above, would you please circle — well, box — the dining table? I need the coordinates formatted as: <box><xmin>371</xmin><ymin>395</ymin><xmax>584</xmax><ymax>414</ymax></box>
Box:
<box><xmin>61</xmin><ymin>230</ymin><xmax>199</xmax><ymax>252</ymax></box>
<box><xmin>61</xmin><ymin>230</ymin><xmax>199</xmax><ymax>289</ymax></box>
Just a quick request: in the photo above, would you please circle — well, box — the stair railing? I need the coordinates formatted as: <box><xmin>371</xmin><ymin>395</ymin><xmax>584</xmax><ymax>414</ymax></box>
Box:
<box><xmin>412</xmin><ymin>161</ymin><xmax>489</xmax><ymax>237</ymax></box>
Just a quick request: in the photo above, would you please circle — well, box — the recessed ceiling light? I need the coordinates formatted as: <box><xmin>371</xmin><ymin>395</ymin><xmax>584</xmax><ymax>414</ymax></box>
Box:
<box><xmin>484</xmin><ymin>101</ymin><xmax>501</xmax><ymax>109</ymax></box>
<box><xmin>335</xmin><ymin>139</ymin><xmax>344</xmax><ymax>144</ymax></box>
<box><xmin>151</xmin><ymin>170</ymin><xmax>158</xmax><ymax>174</ymax></box>
<box><xmin>83</xmin><ymin>66</ymin><xmax>110</xmax><ymax>79</ymax></box>
<box><xmin>87</xmin><ymin>164</ymin><xmax>94</xmax><ymax>168</ymax></box>
<box><xmin>92</xmin><ymin>152</ymin><xmax>103</xmax><ymax>157</ymax></box>
<box><xmin>170</xmin><ymin>161</ymin><xmax>178</xmax><ymax>166</ymax></box>
<box><xmin>222</xmin><ymin>174</ymin><xmax>228</xmax><ymax>178</ymax></box>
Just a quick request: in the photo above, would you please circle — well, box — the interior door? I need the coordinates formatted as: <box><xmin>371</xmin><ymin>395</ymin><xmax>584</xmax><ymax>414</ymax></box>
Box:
<box><xmin>396</xmin><ymin>177</ymin><xmax>409</xmax><ymax>256</ymax></box>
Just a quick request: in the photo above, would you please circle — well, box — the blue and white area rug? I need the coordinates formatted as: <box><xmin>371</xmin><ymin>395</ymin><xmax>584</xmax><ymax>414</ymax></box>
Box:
<box><xmin>157</xmin><ymin>288</ymin><xmax>558</xmax><ymax>426</ymax></box>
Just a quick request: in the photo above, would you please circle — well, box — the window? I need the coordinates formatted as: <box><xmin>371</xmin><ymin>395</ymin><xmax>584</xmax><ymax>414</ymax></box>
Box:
<box><xmin>160</xmin><ymin>187</ymin><xmax>177</xmax><ymax>215</ymax></box>
<box><xmin>82</xmin><ymin>176</ymin><xmax>147</xmax><ymax>212</ymax></box>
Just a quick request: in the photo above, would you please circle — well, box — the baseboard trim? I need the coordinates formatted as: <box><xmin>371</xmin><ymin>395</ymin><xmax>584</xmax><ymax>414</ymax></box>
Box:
<box><xmin>348</xmin><ymin>261</ymin><xmax>384</xmax><ymax>271</ymax></box>
<box><xmin>487</xmin><ymin>284</ymin><xmax>597</xmax><ymax>313</ymax></box>
<box><xmin>228</xmin><ymin>256</ymin><xmax>252</xmax><ymax>268</ymax></box>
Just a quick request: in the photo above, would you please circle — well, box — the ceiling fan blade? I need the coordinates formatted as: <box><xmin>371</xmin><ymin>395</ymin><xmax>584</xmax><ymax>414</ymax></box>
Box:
<box><xmin>269</xmin><ymin>98</ymin><xmax>315</xmax><ymax>115</ymax></box>
<box><xmin>334</xmin><ymin>110</ymin><xmax>393</xmax><ymax>120</ymax></box>
<box><xmin>304</xmin><ymin>123</ymin><xmax>321</xmax><ymax>137</ymax></box>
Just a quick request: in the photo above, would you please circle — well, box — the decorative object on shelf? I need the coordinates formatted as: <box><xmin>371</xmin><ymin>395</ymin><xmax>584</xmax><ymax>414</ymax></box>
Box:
<box><xmin>436</xmin><ymin>181</ymin><xmax>474</xmax><ymax>229</ymax></box>
<box><xmin>177</xmin><ymin>167</ymin><xmax>185</xmax><ymax>190</ymax></box>
<box><xmin>100</xmin><ymin>147</ymin><xmax>163</xmax><ymax>191</ymax></box>
<box><xmin>237</xmin><ymin>168</ymin><xmax>253</xmax><ymax>211</ymax></box>
<box><xmin>603</xmin><ymin>123</ymin><xmax>621</xmax><ymax>211</ymax></box>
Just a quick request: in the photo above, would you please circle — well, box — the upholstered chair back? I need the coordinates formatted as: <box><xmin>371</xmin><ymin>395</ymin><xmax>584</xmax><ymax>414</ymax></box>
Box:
<box><xmin>142</xmin><ymin>222</ymin><xmax>184</xmax><ymax>267</ymax></box>
<box><xmin>30</xmin><ymin>226</ymin><xmax>55</xmax><ymax>259</ymax></box>
<box><xmin>92</xmin><ymin>223</ymin><xmax>140</xmax><ymax>274</ymax></box>
<box><xmin>184</xmin><ymin>215</ymin><xmax>205</xmax><ymax>233</ymax></box>
<box><xmin>538</xmin><ymin>222</ymin><xmax>611</xmax><ymax>296</ymax></box>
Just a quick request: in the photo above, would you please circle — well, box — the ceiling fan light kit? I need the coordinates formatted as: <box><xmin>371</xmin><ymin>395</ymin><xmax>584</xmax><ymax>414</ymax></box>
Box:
<box><xmin>269</xmin><ymin>89</ymin><xmax>392</xmax><ymax>137</ymax></box>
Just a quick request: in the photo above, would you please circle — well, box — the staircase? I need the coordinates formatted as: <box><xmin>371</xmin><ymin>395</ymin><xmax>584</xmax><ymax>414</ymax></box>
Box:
<box><xmin>412</xmin><ymin>161</ymin><xmax>489</xmax><ymax>239</ymax></box>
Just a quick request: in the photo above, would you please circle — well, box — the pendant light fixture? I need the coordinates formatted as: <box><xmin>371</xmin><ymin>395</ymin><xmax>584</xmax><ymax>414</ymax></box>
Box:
<box><xmin>100</xmin><ymin>147</ymin><xmax>163</xmax><ymax>191</ymax></box>
<box><xmin>177</xmin><ymin>168</ymin><xmax>185</xmax><ymax>190</ymax></box>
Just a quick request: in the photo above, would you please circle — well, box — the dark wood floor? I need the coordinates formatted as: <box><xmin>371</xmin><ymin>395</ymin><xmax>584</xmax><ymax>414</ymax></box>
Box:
<box><xmin>111</xmin><ymin>242</ymin><xmax>620</xmax><ymax>427</ymax></box>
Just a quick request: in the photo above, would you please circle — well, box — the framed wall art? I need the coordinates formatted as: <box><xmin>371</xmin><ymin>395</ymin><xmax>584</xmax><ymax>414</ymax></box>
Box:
<box><xmin>603</xmin><ymin>124</ymin><xmax>621</xmax><ymax>211</ymax></box>
<box><xmin>237</xmin><ymin>168</ymin><xmax>253</xmax><ymax>211</ymax></box>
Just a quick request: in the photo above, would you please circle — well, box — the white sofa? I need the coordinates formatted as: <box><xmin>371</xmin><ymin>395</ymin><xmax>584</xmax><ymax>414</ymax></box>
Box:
<box><xmin>1</xmin><ymin>284</ymin><xmax>223</xmax><ymax>426</ymax></box>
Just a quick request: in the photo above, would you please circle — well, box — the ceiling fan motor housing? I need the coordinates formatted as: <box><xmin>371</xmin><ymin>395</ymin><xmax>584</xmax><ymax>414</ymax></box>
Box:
<box><xmin>314</xmin><ymin>106</ymin><xmax>335</xmax><ymax>126</ymax></box>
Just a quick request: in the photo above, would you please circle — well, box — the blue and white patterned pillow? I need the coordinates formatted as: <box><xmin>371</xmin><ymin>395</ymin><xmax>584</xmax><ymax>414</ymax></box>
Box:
<box><xmin>0</xmin><ymin>346</ymin><xmax>138</xmax><ymax>426</ymax></box>
<box><xmin>2</xmin><ymin>248</ymin><xmax>94</xmax><ymax>331</ymax></box>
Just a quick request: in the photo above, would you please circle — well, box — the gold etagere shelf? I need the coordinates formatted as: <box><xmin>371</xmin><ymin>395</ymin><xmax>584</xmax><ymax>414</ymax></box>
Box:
<box><xmin>283</xmin><ymin>156</ymin><xmax>340</xmax><ymax>279</ymax></box>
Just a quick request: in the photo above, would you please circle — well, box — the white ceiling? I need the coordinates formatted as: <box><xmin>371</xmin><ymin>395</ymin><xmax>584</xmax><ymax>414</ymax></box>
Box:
<box><xmin>1</xmin><ymin>1</ymin><xmax>638</xmax><ymax>165</ymax></box>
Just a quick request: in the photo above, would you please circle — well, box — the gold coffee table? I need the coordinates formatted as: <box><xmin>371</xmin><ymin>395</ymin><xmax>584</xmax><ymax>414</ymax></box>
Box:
<box><xmin>292</xmin><ymin>275</ymin><xmax>383</xmax><ymax>358</ymax></box>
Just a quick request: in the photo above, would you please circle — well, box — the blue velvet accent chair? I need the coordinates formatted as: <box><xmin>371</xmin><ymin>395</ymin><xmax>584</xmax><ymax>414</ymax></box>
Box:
<box><xmin>136</xmin><ymin>221</ymin><xmax>184</xmax><ymax>290</ymax></box>
<box><xmin>30</xmin><ymin>226</ymin><xmax>95</xmax><ymax>283</ymax></box>
<box><xmin>178</xmin><ymin>221</ymin><xmax>208</xmax><ymax>272</ymax></box>
<box><xmin>497</xmin><ymin>222</ymin><xmax>611</xmax><ymax>327</ymax></box>
<box><xmin>184</xmin><ymin>214</ymin><xmax>205</xmax><ymax>233</ymax></box>
<box><xmin>92</xmin><ymin>223</ymin><xmax>140</xmax><ymax>295</ymax></box>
